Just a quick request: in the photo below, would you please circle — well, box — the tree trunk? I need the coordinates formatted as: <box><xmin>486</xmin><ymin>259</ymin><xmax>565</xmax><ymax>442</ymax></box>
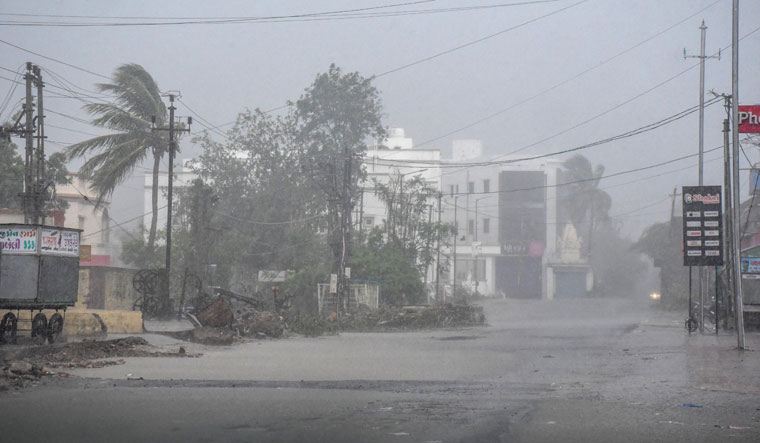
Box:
<box><xmin>147</xmin><ymin>150</ymin><xmax>161</xmax><ymax>251</ymax></box>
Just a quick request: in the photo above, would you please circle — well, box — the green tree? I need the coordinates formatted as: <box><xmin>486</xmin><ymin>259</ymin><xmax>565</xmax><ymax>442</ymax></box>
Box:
<box><xmin>373</xmin><ymin>173</ymin><xmax>455</xmax><ymax>290</ymax></box>
<box><xmin>0</xmin><ymin>136</ymin><xmax>70</xmax><ymax>212</ymax></box>
<box><xmin>294</xmin><ymin>64</ymin><xmax>386</xmax><ymax>282</ymax></box>
<box><xmin>64</xmin><ymin>63</ymin><xmax>168</xmax><ymax>251</ymax></box>
<box><xmin>633</xmin><ymin>220</ymin><xmax>688</xmax><ymax>307</ymax></box>
<box><xmin>191</xmin><ymin>108</ymin><xmax>331</xmax><ymax>305</ymax></box>
<box><xmin>351</xmin><ymin>228</ymin><xmax>426</xmax><ymax>306</ymax></box>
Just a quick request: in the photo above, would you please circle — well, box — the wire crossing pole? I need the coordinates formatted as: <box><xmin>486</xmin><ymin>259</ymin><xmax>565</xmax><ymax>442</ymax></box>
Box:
<box><xmin>152</xmin><ymin>93</ymin><xmax>191</xmax><ymax>315</ymax></box>
<box><xmin>685</xmin><ymin>20</ymin><xmax>720</xmax><ymax>333</ymax></box>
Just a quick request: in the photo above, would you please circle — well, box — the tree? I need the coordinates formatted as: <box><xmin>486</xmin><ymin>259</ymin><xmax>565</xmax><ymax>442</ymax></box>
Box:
<box><xmin>0</xmin><ymin>136</ymin><xmax>70</xmax><ymax>212</ymax></box>
<box><xmin>373</xmin><ymin>173</ymin><xmax>455</xmax><ymax>288</ymax></box>
<box><xmin>64</xmin><ymin>63</ymin><xmax>168</xmax><ymax>251</ymax></box>
<box><xmin>294</xmin><ymin>64</ymin><xmax>386</xmax><ymax>294</ymax></box>
<box><xmin>633</xmin><ymin>220</ymin><xmax>688</xmax><ymax>307</ymax></box>
<box><xmin>560</xmin><ymin>154</ymin><xmax>612</xmax><ymax>256</ymax></box>
<box><xmin>190</xmin><ymin>108</ymin><xmax>332</xmax><ymax>305</ymax></box>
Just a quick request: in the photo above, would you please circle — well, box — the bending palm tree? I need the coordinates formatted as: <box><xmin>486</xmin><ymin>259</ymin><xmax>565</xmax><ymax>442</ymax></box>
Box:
<box><xmin>65</xmin><ymin>63</ymin><xmax>167</xmax><ymax>250</ymax></box>
<box><xmin>561</xmin><ymin>154</ymin><xmax>612</xmax><ymax>256</ymax></box>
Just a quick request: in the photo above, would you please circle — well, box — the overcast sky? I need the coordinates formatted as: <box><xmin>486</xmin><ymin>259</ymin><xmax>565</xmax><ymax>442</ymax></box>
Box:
<box><xmin>1</xmin><ymin>0</ymin><xmax>759</xmax><ymax>238</ymax></box>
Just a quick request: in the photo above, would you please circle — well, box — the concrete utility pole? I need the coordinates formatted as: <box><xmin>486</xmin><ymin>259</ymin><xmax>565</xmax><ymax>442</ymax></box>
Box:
<box><xmin>435</xmin><ymin>193</ymin><xmax>442</xmax><ymax>303</ymax></box>
<box><xmin>730</xmin><ymin>0</ymin><xmax>745</xmax><ymax>349</ymax></box>
<box><xmin>34</xmin><ymin>65</ymin><xmax>45</xmax><ymax>225</ymax></box>
<box><xmin>152</xmin><ymin>93</ymin><xmax>191</xmax><ymax>312</ymax></box>
<box><xmin>685</xmin><ymin>20</ymin><xmax>720</xmax><ymax>333</ymax></box>
<box><xmin>453</xmin><ymin>194</ymin><xmax>461</xmax><ymax>296</ymax></box>
<box><xmin>23</xmin><ymin>62</ymin><xmax>34</xmax><ymax>224</ymax></box>
<box><xmin>473</xmin><ymin>196</ymin><xmax>488</xmax><ymax>298</ymax></box>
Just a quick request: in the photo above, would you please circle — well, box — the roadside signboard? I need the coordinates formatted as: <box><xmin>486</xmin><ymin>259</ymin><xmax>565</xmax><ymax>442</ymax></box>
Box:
<box><xmin>329</xmin><ymin>273</ymin><xmax>338</xmax><ymax>293</ymax></box>
<box><xmin>40</xmin><ymin>228</ymin><xmax>80</xmax><ymax>256</ymax></box>
<box><xmin>741</xmin><ymin>257</ymin><xmax>760</xmax><ymax>274</ymax></box>
<box><xmin>738</xmin><ymin>105</ymin><xmax>760</xmax><ymax>133</ymax></box>
<box><xmin>682</xmin><ymin>186</ymin><xmax>723</xmax><ymax>266</ymax></box>
<box><xmin>0</xmin><ymin>225</ymin><xmax>38</xmax><ymax>254</ymax></box>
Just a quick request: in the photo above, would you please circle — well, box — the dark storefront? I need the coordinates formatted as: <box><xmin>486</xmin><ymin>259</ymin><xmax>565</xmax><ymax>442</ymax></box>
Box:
<box><xmin>497</xmin><ymin>171</ymin><xmax>546</xmax><ymax>299</ymax></box>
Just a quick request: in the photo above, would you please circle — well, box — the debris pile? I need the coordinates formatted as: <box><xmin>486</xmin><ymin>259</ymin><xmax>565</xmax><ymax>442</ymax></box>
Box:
<box><xmin>196</xmin><ymin>297</ymin><xmax>236</xmax><ymax>327</ymax></box>
<box><xmin>338</xmin><ymin>304</ymin><xmax>486</xmax><ymax>332</ymax></box>
<box><xmin>236</xmin><ymin>311</ymin><xmax>285</xmax><ymax>338</ymax></box>
<box><xmin>184</xmin><ymin>294</ymin><xmax>286</xmax><ymax>344</ymax></box>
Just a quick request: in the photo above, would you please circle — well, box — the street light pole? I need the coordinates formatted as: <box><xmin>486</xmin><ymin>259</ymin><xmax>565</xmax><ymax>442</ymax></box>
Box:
<box><xmin>474</xmin><ymin>196</ymin><xmax>488</xmax><ymax>298</ymax></box>
<box><xmin>453</xmin><ymin>194</ymin><xmax>461</xmax><ymax>299</ymax></box>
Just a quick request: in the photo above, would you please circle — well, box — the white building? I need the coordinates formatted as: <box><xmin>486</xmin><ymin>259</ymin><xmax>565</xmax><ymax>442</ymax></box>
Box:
<box><xmin>441</xmin><ymin>142</ymin><xmax>593</xmax><ymax>300</ymax></box>
<box><xmin>360</xmin><ymin>128</ymin><xmax>441</xmax><ymax>230</ymax></box>
<box><xmin>142</xmin><ymin>159</ymin><xmax>199</xmax><ymax>238</ymax></box>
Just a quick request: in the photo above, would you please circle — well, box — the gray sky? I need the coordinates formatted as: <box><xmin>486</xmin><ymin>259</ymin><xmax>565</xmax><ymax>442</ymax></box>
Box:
<box><xmin>1</xmin><ymin>0</ymin><xmax>759</xmax><ymax>238</ymax></box>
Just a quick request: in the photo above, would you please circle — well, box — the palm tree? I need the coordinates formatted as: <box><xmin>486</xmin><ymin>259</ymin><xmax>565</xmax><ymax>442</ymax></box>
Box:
<box><xmin>65</xmin><ymin>63</ymin><xmax>167</xmax><ymax>250</ymax></box>
<box><xmin>560</xmin><ymin>154</ymin><xmax>612</xmax><ymax>256</ymax></box>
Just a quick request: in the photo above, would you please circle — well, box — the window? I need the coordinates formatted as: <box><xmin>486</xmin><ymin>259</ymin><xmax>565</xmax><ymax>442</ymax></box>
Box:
<box><xmin>78</xmin><ymin>216</ymin><xmax>85</xmax><ymax>231</ymax></box>
<box><xmin>363</xmin><ymin>217</ymin><xmax>374</xmax><ymax>227</ymax></box>
<box><xmin>468</xmin><ymin>219</ymin><xmax>474</xmax><ymax>235</ymax></box>
<box><xmin>449</xmin><ymin>185</ymin><xmax>455</xmax><ymax>196</ymax></box>
<box><xmin>483</xmin><ymin>218</ymin><xmax>490</xmax><ymax>234</ymax></box>
<box><xmin>483</xmin><ymin>179</ymin><xmax>490</xmax><ymax>193</ymax></box>
<box><xmin>468</xmin><ymin>181</ymin><xmax>475</xmax><ymax>194</ymax></box>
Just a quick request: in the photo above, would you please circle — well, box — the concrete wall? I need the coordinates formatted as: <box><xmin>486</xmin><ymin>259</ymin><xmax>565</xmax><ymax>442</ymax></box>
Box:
<box><xmin>77</xmin><ymin>266</ymin><xmax>141</xmax><ymax>311</ymax></box>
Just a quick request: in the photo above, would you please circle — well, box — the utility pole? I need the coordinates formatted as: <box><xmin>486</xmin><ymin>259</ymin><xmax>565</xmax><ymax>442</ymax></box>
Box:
<box><xmin>685</xmin><ymin>20</ymin><xmax>720</xmax><ymax>333</ymax></box>
<box><xmin>34</xmin><ymin>65</ymin><xmax>45</xmax><ymax>225</ymax></box>
<box><xmin>453</xmin><ymin>195</ymin><xmax>460</xmax><ymax>296</ymax></box>
<box><xmin>669</xmin><ymin>186</ymin><xmax>680</xmax><ymax>236</ymax></box>
<box><xmin>152</xmin><ymin>93</ymin><xmax>191</xmax><ymax>313</ymax></box>
<box><xmin>723</xmin><ymin>115</ymin><xmax>734</xmax><ymax>323</ymax></box>
<box><xmin>23</xmin><ymin>63</ymin><xmax>34</xmax><ymax>224</ymax></box>
<box><xmin>730</xmin><ymin>0</ymin><xmax>745</xmax><ymax>349</ymax></box>
<box><xmin>435</xmin><ymin>193</ymin><xmax>442</xmax><ymax>303</ymax></box>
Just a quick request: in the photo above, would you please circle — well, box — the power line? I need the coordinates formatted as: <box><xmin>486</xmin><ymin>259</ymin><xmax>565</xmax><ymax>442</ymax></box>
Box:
<box><xmin>444</xmin><ymin>145</ymin><xmax>724</xmax><ymax>198</ymax></box>
<box><xmin>366</xmin><ymin>97</ymin><xmax>722</xmax><ymax>170</ymax></box>
<box><xmin>412</xmin><ymin>0</ymin><xmax>724</xmax><ymax>148</ymax></box>
<box><xmin>0</xmin><ymin>1</ymin><xmax>560</xmax><ymax>27</ymax></box>
<box><xmin>374</xmin><ymin>0</ymin><xmax>586</xmax><ymax>78</ymax></box>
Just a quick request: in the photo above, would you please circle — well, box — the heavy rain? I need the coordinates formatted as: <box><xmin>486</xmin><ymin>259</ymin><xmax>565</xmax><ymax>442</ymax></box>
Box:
<box><xmin>1</xmin><ymin>1</ymin><xmax>760</xmax><ymax>441</ymax></box>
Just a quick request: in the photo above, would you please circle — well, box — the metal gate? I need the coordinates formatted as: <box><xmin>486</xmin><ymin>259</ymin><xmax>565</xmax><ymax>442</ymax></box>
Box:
<box><xmin>317</xmin><ymin>282</ymin><xmax>379</xmax><ymax>315</ymax></box>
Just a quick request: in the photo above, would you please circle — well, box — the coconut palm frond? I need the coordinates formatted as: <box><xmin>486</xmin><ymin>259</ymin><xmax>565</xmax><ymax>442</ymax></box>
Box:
<box><xmin>64</xmin><ymin>133</ymin><xmax>134</xmax><ymax>160</ymax></box>
<box><xmin>82</xmin><ymin>139</ymin><xmax>151</xmax><ymax>206</ymax></box>
<box><xmin>84</xmin><ymin>103</ymin><xmax>151</xmax><ymax>132</ymax></box>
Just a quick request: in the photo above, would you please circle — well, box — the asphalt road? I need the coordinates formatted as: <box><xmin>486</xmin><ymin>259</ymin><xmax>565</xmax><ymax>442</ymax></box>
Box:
<box><xmin>2</xmin><ymin>297</ymin><xmax>759</xmax><ymax>442</ymax></box>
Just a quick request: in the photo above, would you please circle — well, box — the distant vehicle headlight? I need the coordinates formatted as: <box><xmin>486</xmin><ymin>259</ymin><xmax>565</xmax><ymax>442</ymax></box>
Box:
<box><xmin>649</xmin><ymin>292</ymin><xmax>661</xmax><ymax>301</ymax></box>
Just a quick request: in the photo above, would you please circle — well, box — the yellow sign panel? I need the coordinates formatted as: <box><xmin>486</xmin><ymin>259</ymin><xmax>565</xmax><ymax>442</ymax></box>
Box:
<box><xmin>79</xmin><ymin>244</ymin><xmax>92</xmax><ymax>262</ymax></box>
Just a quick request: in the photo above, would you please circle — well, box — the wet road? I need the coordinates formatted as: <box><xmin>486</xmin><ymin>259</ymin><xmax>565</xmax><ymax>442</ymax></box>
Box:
<box><xmin>2</xmin><ymin>297</ymin><xmax>759</xmax><ymax>442</ymax></box>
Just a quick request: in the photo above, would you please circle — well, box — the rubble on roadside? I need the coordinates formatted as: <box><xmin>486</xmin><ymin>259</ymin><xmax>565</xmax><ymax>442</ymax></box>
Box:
<box><xmin>0</xmin><ymin>336</ymin><xmax>197</xmax><ymax>392</ymax></box>
<box><xmin>180</xmin><ymin>295</ymin><xmax>286</xmax><ymax>345</ymax></box>
<box><xmin>338</xmin><ymin>304</ymin><xmax>487</xmax><ymax>331</ymax></box>
<box><xmin>173</xmin><ymin>292</ymin><xmax>485</xmax><ymax>343</ymax></box>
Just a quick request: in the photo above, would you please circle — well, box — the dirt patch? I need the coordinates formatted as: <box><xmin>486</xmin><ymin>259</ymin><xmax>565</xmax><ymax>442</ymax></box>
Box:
<box><xmin>0</xmin><ymin>336</ymin><xmax>197</xmax><ymax>392</ymax></box>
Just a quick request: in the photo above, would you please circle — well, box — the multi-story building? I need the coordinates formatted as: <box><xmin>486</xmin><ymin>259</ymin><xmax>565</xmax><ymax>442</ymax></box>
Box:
<box><xmin>360</xmin><ymin>128</ymin><xmax>441</xmax><ymax>230</ymax></box>
<box><xmin>56</xmin><ymin>174</ymin><xmax>114</xmax><ymax>266</ymax></box>
<box><xmin>441</xmin><ymin>142</ymin><xmax>592</xmax><ymax>299</ymax></box>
